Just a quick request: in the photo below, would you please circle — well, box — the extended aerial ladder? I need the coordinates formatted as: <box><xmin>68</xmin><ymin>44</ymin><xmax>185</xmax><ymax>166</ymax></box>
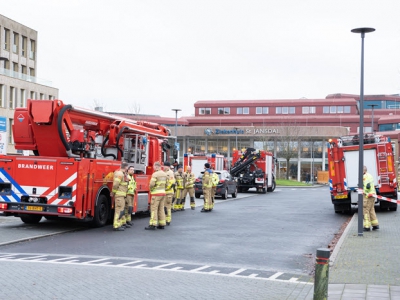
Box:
<box><xmin>0</xmin><ymin>99</ymin><xmax>172</xmax><ymax>226</ymax></box>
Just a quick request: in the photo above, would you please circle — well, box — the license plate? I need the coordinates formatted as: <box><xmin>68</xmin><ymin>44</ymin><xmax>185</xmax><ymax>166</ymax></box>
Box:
<box><xmin>334</xmin><ymin>195</ymin><xmax>348</xmax><ymax>199</ymax></box>
<box><xmin>25</xmin><ymin>206</ymin><xmax>43</xmax><ymax>211</ymax></box>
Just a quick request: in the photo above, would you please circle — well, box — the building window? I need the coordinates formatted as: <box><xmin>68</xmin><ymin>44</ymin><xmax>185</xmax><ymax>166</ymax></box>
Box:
<box><xmin>323</xmin><ymin>106</ymin><xmax>329</xmax><ymax>114</ymax></box>
<box><xmin>330</xmin><ymin>106</ymin><xmax>336</xmax><ymax>113</ymax></box>
<box><xmin>22</xmin><ymin>36</ymin><xmax>27</xmax><ymax>57</ymax></box>
<box><xmin>30</xmin><ymin>91</ymin><xmax>35</xmax><ymax>100</ymax></box>
<box><xmin>276</xmin><ymin>106</ymin><xmax>295</xmax><ymax>114</ymax></box>
<box><xmin>30</xmin><ymin>39</ymin><xmax>36</xmax><ymax>60</ymax></box>
<box><xmin>302</xmin><ymin>106</ymin><xmax>316</xmax><ymax>114</ymax></box>
<box><xmin>237</xmin><ymin>107</ymin><xmax>243</xmax><ymax>114</ymax></box>
<box><xmin>218</xmin><ymin>107</ymin><xmax>230</xmax><ymax>114</ymax></box>
<box><xmin>256</xmin><ymin>107</ymin><xmax>269</xmax><ymax>114</ymax></box>
<box><xmin>3</xmin><ymin>28</ymin><xmax>10</xmax><ymax>51</ymax></box>
<box><xmin>8</xmin><ymin>118</ymin><xmax>13</xmax><ymax>144</ymax></box>
<box><xmin>243</xmin><ymin>107</ymin><xmax>249</xmax><ymax>114</ymax></box>
<box><xmin>199</xmin><ymin>107</ymin><xmax>211</xmax><ymax>115</ymax></box>
<box><xmin>263</xmin><ymin>107</ymin><xmax>269</xmax><ymax>114</ymax></box>
<box><xmin>21</xmin><ymin>65</ymin><xmax>26</xmax><ymax>74</ymax></box>
<box><xmin>337</xmin><ymin>106</ymin><xmax>343</xmax><ymax>113</ymax></box>
<box><xmin>40</xmin><ymin>93</ymin><xmax>44</xmax><ymax>100</ymax></box>
<box><xmin>0</xmin><ymin>84</ymin><xmax>3</xmax><ymax>107</ymax></box>
<box><xmin>13</xmin><ymin>32</ymin><xmax>19</xmax><ymax>53</ymax></box>
<box><xmin>9</xmin><ymin>86</ymin><xmax>15</xmax><ymax>109</ymax></box>
<box><xmin>29</xmin><ymin>68</ymin><xmax>35</xmax><ymax>77</ymax></box>
<box><xmin>344</xmin><ymin>106</ymin><xmax>351</xmax><ymax>113</ymax></box>
<box><xmin>13</xmin><ymin>62</ymin><xmax>18</xmax><ymax>73</ymax></box>
<box><xmin>19</xmin><ymin>89</ymin><xmax>25</xmax><ymax>107</ymax></box>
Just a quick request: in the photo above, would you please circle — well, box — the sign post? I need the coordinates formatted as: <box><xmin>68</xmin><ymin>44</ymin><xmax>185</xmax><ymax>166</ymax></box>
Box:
<box><xmin>0</xmin><ymin>117</ymin><xmax>8</xmax><ymax>155</ymax></box>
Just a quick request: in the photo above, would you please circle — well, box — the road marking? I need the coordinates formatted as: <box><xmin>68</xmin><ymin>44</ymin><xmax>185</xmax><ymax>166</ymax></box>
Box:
<box><xmin>190</xmin><ymin>265</ymin><xmax>210</xmax><ymax>272</ymax></box>
<box><xmin>0</xmin><ymin>253</ymin><xmax>313</xmax><ymax>285</ymax></box>
<box><xmin>81</xmin><ymin>258</ymin><xmax>109</xmax><ymax>264</ymax></box>
<box><xmin>229</xmin><ymin>268</ymin><xmax>246</xmax><ymax>275</ymax></box>
<box><xmin>118</xmin><ymin>260</ymin><xmax>142</xmax><ymax>267</ymax></box>
<box><xmin>154</xmin><ymin>263</ymin><xmax>175</xmax><ymax>269</ymax></box>
<box><xmin>269</xmin><ymin>272</ymin><xmax>284</xmax><ymax>280</ymax></box>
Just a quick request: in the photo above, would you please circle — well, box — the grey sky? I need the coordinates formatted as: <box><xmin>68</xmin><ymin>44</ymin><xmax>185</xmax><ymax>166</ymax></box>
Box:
<box><xmin>3</xmin><ymin>1</ymin><xmax>400</xmax><ymax>118</ymax></box>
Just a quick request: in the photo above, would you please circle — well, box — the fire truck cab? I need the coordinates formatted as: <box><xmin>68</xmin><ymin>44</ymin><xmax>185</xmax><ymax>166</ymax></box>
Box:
<box><xmin>327</xmin><ymin>133</ymin><xmax>397</xmax><ymax>213</ymax></box>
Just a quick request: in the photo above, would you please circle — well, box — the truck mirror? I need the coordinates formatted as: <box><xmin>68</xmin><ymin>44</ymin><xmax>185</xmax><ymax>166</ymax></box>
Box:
<box><xmin>173</xmin><ymin>148</ymin><xmax>178</xmax><ymax>159</ymax></box>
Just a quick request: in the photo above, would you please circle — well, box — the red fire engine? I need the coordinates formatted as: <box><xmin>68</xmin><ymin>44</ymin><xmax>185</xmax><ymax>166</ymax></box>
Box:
<box><xmin>230</xmin><ymin>148</ymin><xmax>276</xmax><ymax>193</ymax></box>
<box><xmin>327</xmin><ymin>133</ymin><xmax>397</xmax><ymax>213</ymax></box>
<box><xmin>0</xmin><ymin>99</ymin><xmax>172</xmax><ymax>226</ymax></box>
<box><xmin>183</xmin><ymin>153</ymin><xmax>228</xmax><ymax>175</ymax></box>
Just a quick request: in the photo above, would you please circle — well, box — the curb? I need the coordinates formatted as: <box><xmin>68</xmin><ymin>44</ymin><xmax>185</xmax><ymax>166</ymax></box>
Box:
<box><xmin>329</xmin><ymin>213</ymin><xmax>356</xmax><ymax>266</ymax></box>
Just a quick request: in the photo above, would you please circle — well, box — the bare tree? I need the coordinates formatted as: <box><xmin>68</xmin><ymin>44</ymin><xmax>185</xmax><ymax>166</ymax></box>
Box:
<box><xmin>276</xmin><ymin>121</ymin><xmax>302</xmax><ymax>180</ymax></box>
<box><xmin>128</xmin><ymin>102</ymin><xmax>141</xmax><ymax>115</ymax></box>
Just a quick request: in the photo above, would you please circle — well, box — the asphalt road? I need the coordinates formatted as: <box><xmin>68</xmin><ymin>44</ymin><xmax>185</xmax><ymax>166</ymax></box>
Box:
<box><xmin>0</xmin><ymin>187</ymin><xmax>347</xmax><ymax>275</ymax></box>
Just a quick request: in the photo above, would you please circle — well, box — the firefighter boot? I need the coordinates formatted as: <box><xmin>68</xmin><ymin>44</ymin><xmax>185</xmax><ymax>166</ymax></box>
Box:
<box><xmin>157</xmin><ymin>225</ymin><xmax>165</xmax><ymax>229</ymax></box>
<box><xmin>126</xmin><ymin>221</ymin><xmax>133</xmax><ymax>226</ymax></box>
<box><xmin>181</xmin><ymin>201</ymin><xmax>185</xmax><ymax>211</ymax></box>
<box><xmin>145</xmin><ymin>225</ymin><xmax>156</xmax><ymax>230</ymax></box>
<box><xmin>113</xmin><ymin>227</ymin><xmax>125</xmax><ymax>231</ymax></box>
<box><xmin>372</xmin><ymin>225</ymin><xmax>380</xmax><ymax>230</ymax></box>
<box><xmin>190</xmin><ymin>197</ymin><xmax>195</xmax><ymax>210</ymax></box>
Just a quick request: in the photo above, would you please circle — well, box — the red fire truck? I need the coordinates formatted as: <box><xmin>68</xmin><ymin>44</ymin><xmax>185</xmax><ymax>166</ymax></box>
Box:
<box><xmin>230</xmin><ymin>148</ymin><xmax>276</xmax><ymax>193</ymax></box>
<box><xmin>0</xmin><ymin>99</ymin><xmax>172</xmax><ymax>226</ymax></box>
<box><xmin>327</xmin><ymin>133</ymin><xmax>397</xmax><ymax>213</ymax></box>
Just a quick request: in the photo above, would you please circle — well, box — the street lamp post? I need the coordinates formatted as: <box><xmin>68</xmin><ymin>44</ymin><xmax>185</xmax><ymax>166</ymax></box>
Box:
<box><xmin>351</xmin><ymin>27</ymin><xmax>375</xmax><ymax>236</ymax></box>
<box><xmin>367</xmin><ymin>104</ymin><xmax>378</xmax><ymax>132</ymax></box>
<box><xmin>233</xmin><ymin>127</ymin><xmax>239</xmax><ymax>150</ymax></box>
<box><xmin>172</xmin><ymin>109</ymin><xmax>181</xmax><ymax>164</ymax></box>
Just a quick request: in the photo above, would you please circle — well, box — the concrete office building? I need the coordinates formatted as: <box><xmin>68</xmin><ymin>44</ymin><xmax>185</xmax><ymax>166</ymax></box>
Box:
<box><xmin>0</xmin><ymin>14</ymin><xmax>58</xmax><ymax>154</ymax></box>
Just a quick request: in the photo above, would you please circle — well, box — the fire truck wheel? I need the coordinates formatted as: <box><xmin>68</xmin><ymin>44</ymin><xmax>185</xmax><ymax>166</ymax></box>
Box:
<box><xmin>20</xmin><ymin>214</ymin><xmax>42</xmax><ymax>224</ymax></box>
<box><xmin>195</xmin><ymin>193</ymin><xmax>201</xmax><ymax>199</ymax></box>
<box><xmin>221</xmin><ymin>189</ymin><xmax>228</xmax><ymax>199</ymax></box>
<box><xmin>92</xmin><ymin>194</ymin><xmax>110</xmax><ymax>227</ymax></box>
<box><xmin>232</xmin><ymin>188</ymin><xmax>237</xmax><ymax>198</ymax></box>
<box><xmin>267</xmin><ymin>180</ymin><xmax>276</xmax><ymax>192</ymax></box>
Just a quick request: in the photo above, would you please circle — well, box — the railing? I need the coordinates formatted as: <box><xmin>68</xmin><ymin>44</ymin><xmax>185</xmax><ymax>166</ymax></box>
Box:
<box><xmin>0</xmin><ymin>68</ymin><xmax>52</xmax><ymax>86</ymax></box>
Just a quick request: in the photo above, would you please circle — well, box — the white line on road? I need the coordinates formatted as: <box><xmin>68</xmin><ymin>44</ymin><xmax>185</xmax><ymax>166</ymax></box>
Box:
<box><xmin>154</xmin><ymin>263</ymin><xmax>175</xmax><ymax>269</ymax></box>
<box><xmin>190</xmin><ymin>265</ymin><xmax>210</xmax><ymax>272</ymax></box>
<box><xmin>117</xmin><ymin>260</ymin><xmax>142</xmax><ymax>267</ymax></box>
<box><xmin>229</xmin><ymin>268</ymin><xmax>246</xmax><ymax>275</ymax></box>
<box><xmin>269</xmin><ymin>272</ymin><xmax>284</xmax><ymax>280</ymax></box>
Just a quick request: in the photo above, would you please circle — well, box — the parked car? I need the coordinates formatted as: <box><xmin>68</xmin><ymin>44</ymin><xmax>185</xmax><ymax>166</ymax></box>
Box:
<box><xmin>194</xmin><ymin>170</ymin><xmax>238</xmax><ymax>199</ymax></box>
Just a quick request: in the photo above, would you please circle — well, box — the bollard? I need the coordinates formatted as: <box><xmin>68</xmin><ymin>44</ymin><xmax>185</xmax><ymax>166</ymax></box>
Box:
<box><xmin>313</xmin><ymin>248</ymin><xmax>330</xmax><ymax>300</ymax></box>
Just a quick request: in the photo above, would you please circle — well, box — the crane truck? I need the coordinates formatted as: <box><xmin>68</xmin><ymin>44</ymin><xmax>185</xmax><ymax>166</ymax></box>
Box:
<box><xmin>230</xmin><ymin>148</ymin><xmax>276</xmax><ymax>193</ymax></box>
<box><xmin>0</xmin><ymin>99</ymin><xmax>172</xmax><ymax>226</ymax></box>
<box><xmin>327</xmin><ymin>133</ymin><xmax>397</xmax><ymax>213</ymax></box>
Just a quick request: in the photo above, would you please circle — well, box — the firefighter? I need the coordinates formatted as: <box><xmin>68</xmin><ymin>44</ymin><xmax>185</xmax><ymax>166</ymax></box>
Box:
<box><xmin>363</xmin><ymin>165</ymin><xmax>379</xmax><ymax>231</ymax></box>
<box><xmin>210</xmin><ymin>167</ymin><xmax>219</xmax><ymax>210</ymax></box>
<box><xmin>201</xmin><ymin>163</ymin><xmax>213</xmax><ymax>212</ymax></box>
<box><xmin>163</xmin><ymin>161</ymin><xmax>175</xmax><ymax>225</ymax></box>
<box><xmin>173</xmin><ymin>165</ymin><xmax>184</xmax><ymax>211</ymax></box>
<box><xmin>110</xmin><ymin>162</ymin><xmax>129</xmax><ymax>231</ymax></box>
<box><xmin>125</xmin><ymin>165</ymin><xmax>136</xmax><ymax>227</ymax></box>
<box><xmin>145</xmin><ymin>161</ymin><xmax>168</xmax><ymax>230</ymax></box>
<box><xmin>182</xmin><ymin>165</ymin><xmax>196</xmax><ymax>210</ymax></box>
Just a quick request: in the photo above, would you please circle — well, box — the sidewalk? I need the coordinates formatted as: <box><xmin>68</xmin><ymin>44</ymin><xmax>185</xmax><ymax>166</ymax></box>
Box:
<box><xmin>328</xmin><ymin>210</ymin><xmax>400</xmax><ymax>299</ymax></box>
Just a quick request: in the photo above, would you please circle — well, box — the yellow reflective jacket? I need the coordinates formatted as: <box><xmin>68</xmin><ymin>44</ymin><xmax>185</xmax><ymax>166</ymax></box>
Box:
<box><xmin>127</xmin><ymin>174</ymin><xmax>137</xmax><ymax>195</ymax></box>
<box><xmin>112</xmin><ymin>170</ymin><xmax>129</xmax><ymax>196</ymax></box>
<box><xmin>363</xmin><ymin>172</ymin><xmax>376</xmax><ymax>196</ymax></box>
<box><xmin>150</xmin><ymin>170</ymin><xmax>168</xmax><ymax>195</ymax></box>
<box><xmin>175</xmin><ymin>171</ymin><xmax>184</xmax><ymax>189</ymax></box>
<box><xmin>202</xmin><ymin>171</ymin><xmax>212</xmax><ymax>188</ymax></box>
<box><xmin>165</xmin><ymin>169</ymin><xmax>176</xmax><ymax>194</ymax></box>
<box><xmin>211</xmin><ymin>172</ymin><xmax>219</xmax><ymax>187</ymax></box>
<box><xmin>183</xmin><ymin>171</ymin><xmax>196</xmax><ymax>188</ymax></box>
